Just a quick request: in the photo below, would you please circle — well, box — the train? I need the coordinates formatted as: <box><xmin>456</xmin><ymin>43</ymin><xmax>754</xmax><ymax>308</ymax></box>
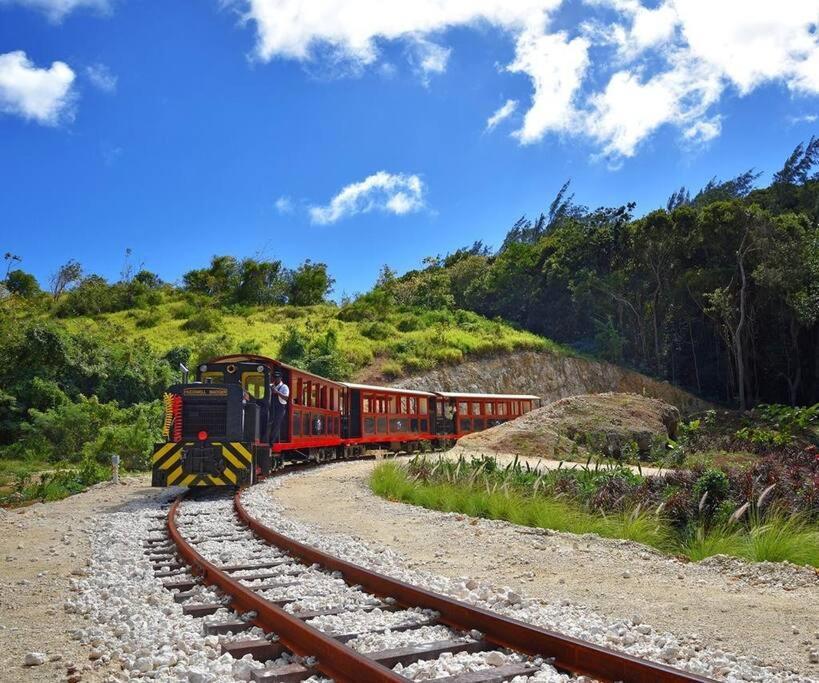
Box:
<box><xmin>151</xmin><ymin>354</ymin><xmax>541</xmax><ymax>487</ymax></box>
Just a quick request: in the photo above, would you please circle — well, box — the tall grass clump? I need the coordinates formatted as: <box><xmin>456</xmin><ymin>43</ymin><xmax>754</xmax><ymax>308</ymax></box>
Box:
<box><xmin>744</xmin><ymin>510</ymin><xmax>819</xmax><ymax>566</ymax></box>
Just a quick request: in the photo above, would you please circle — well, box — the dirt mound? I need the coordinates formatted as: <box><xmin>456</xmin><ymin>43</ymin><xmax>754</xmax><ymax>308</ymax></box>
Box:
<box><xmin>459</xmin><ymin>392</ymin><xmax>680</xmax><ymax>460</ymax></box>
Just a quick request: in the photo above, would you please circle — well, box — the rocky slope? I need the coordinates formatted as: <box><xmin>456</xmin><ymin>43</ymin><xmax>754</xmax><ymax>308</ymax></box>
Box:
<box><xmin>458</xmin><ymin>392</ymin><xmax>680</xmax><ymax>459</ymax></box>
<box><xmin>394</xmin><ymin>350</ymin><xmax>708</xmax><ymax>414</ymax></box>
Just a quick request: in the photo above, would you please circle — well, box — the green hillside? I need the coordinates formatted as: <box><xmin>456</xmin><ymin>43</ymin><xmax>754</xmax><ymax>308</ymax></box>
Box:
<box><xmin>59</xmin><ymin>300</ymin><xmax>556</xmax><ymax>380</ymax></box>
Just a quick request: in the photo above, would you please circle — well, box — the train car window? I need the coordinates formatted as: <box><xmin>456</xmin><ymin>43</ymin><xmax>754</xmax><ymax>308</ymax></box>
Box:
<box><xmin>301</xmin><ymin>382</ymin><xmax>309</xmax><ymax>405</ymax></box>
<box><xmin>419</xmin><ymin>397</ymin><xmax>428</xmax><ymax>413</ymax></box>
<box><xmin>364</xmin><ymin>417</ymin><xmax>375</xmax><ymax>434</ymax></box>
<box><xmin>498</xmin><ymin>403</ymin><xmax>507</xmax><ymax>416</ymax></box>
<box><xmin>471</xmin><ymin>402</ymin><xmax>481</xmax><ymax>416</ymax></box>
<box><xmin>292</xmin><ymin>412</ymin><xmax>301</xmax><ymax>436</ymax></box>
<box><xmin>474</xmin><ymin>418</ymin><xmax>485</xmax><ymax>431</ymax></box>
<box><xmin>458</xmin><ymin>401</ymin><xmax>468</xmax><ymax>415</ymax></box>
<box><xmin>420</xmin><ymin>418</ymin><xmax>428</xmax><ymax>432</ymax></box>
<box><xmin>201</xmin><ymin>371</ymin><xmax>224</xmax><ymax>384</ymax></box>
<box><xmin>377</xmin><ymin>416</ymin><xmax>387</xmax><ymax>433</ymax></box>
<box><xmin>363</xmin><ymin>397</ymin><xmax>371</xmax><ymax>413</ymax></box>
<box><xmin>486</xmin><ymin>402</ymin><xmax>494</xmax><ymax>415</ymax></box>
<box><xmin>400</xmin><ymin>396</ymin><xmax>408</xmax><ymax>413</ymax></box>
<box><xmin>294</xmin><ymin>379</ymin><xmax>302</xmax><ymax>404</ymax></box>
<box><xmin>388</xmin><ymin>396</ymin><xmax>397</xmax><ymax>413</ymax></box>
<box><xmin>329</xmin><ymin>388</ymin><xmax>335</xmax><ymax>411</ymax></box>
<box><xmin>409</xmin><ymin>397</ymin><xmax>417</xmax><ymax>414</ymax></box>
<box><xmin>310</xmin><ymin>384</ymin><xmax>318</xmax><ymax>407</ymax></box>
<box><xmin>461</xmin><ymin>418</ymin><xmax>472</xmax><ymax>432</ymax></box>
<box><xmin>241</xmin><ymin>372</ymin><xmax>266</xmax><ymax>399</ymax></box>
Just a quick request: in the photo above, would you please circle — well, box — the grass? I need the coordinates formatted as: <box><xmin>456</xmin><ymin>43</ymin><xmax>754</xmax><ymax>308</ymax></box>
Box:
<box><xmin>370</xmin><ymin>461</ymin><xmax>819</xmax><ymax>567</ymax></box>
<box><xmin>59</xmin><ymin>302</ymin><xmax>560</xmax><ymax>379</ymax></box>
<box><xmin>371</xmin><ymin>462</ymin><xmax>675</xmax><ymax>553</ymax></box>
<box><xmin>0</xmin><ymin>457</ymin><xmax>52</xmax><ymax>495</ymax></box>
<box><xmin>0</xmin><ymin>455</ymin><xmax>109</xmax><ymax>506</ymax></box>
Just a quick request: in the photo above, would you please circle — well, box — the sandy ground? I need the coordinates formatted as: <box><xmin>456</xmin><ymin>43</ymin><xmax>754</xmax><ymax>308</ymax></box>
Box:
<box><xmin>446</xmin><ymin>444</ymin><xmax>669</xmax><ymax>476</ymax></box>
<box><xmin>0</xmin><ymin>475</ymin><xmax>161</xmax><ymax>683</ymax></box>
<box><xmin>272</xmin><ymin>458</ymin><xmax>819</xmax><ymax>679</ymax></box>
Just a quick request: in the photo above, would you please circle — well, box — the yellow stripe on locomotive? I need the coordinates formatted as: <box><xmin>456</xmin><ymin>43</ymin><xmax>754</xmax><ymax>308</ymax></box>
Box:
<box><xmin>150</xmin><ymin>440</ymin><xmax>257</xmax><ymax>487</ymax></box>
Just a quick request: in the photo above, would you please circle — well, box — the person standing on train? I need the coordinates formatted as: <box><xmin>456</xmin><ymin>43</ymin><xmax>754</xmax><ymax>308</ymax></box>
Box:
<box><xmin>269</xmin><ymin>370</ymin><xmax>290</xmax><ymax>443</ymax></box>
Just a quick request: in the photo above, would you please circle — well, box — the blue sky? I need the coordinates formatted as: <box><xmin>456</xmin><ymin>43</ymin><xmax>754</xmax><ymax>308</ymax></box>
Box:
<box><xmin>1</xmin><ymin>1</ymin><xmax>818</xmax><ymax>298</ymax></box>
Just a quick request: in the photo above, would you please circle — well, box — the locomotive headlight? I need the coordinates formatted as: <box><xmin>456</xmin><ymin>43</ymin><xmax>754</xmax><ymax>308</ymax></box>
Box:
<box><xmin>257</xmin><ymin>365</ymin><xmax>264</xmax><ymax>372</ymax></box>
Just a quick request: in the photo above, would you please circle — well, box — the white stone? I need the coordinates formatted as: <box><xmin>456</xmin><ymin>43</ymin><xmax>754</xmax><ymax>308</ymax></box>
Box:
<box><xmin>23</xmin><ymin>652</ymin><xmax>46</xmax><ymax>666</ymax></box>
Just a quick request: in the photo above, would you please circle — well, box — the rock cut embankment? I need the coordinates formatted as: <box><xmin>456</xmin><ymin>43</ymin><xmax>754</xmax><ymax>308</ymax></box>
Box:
<box><xmin>394</xmin><ymin>349</ymin><xmax>708</xmax><ymax>414</ymax></box>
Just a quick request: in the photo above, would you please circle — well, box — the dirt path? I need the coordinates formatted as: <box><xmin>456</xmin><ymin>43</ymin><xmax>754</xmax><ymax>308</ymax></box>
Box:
<box><xmin>447</xmin><ymin>444</ymin><xmax>669</xmax><ymax>476</ymax></box>
<box><xmin>0</xmin><ymin>475</ymin><xmax>161</xmax><ymax>683</ymax></box>
<box><xmin>272</xmin><ymin>459</ymin><xmax>819</xmax><ymax>679</ymax></box>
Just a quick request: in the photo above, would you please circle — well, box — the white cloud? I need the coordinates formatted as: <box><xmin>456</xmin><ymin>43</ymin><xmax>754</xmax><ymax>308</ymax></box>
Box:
<box><xmin>274</xmin><ymin>196</ymin><xmax>294</xmax><ymax>214</ymax></box>
<box><xmin>673</xmin><ymin>1</ymin><xmax>819</xmax><ymax>95</ymax></box>
<box><xmin>86</xmin><ymin>63</ymin><xmax>117</xmax><ymax>92</ymax></box>
<box><xmin>238</xmin><ymin>1</ymin><xmax>555</xmax><ymax>63</ymax></box>
<box><xmin>0</xmin><ymin>0</ymin><xmax>110</xmax><ymax>22</ymax></box>
<box><xmin>0</xmin><ymin>51</ymin><xmax>76</xmax><ymax>125</ymax></box>
<box><xmin>309</xmin><ymin>171</ymin><xmax>425</xmax><ymax>225</ymax></box>
<box><xmin>486</xmin><ymin>98</ymin><xmax>518</xmax><ymax>131</ymax></box>
<box><xmin>509</xmin><ymin>28</ymin><xmax>590</xmax><ymax>144</ymax></box>
<box><xmin>410</xmin><ymin>37</ymin><xmax>451</xmax><ymax>85</ymax></box>
<box><xmin>235</xmin><ymin>0</ymin><xmax>819</xmax><ymax>160</ymax></box>
<box><xmin>585</xmin><ymin>52</ymin><xmax>723</xmax><ymax>157</ymax></box>
<box><xmin>788</xmin><ymin>113</ymin><xmax>818</xmax><ymax>125</ymax></box>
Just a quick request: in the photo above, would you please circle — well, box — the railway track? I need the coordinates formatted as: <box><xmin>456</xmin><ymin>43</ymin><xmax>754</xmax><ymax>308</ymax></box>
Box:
<box><xmin>144</xmin><ymin>476</ymin><xmax>715</xmax><ymax>683</ymax></box>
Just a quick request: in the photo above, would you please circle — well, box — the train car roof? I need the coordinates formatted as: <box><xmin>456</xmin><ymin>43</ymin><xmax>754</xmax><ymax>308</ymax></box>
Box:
<box><xmin>342</xmin><ymin>382</ymin><xmax>435</xmax><ymax>397</ymax></box>
<box><xmin>205</xmin><ymin>355</ymin><xmax>345</xmax><ymax>386</ymax></box>
<box><xmin>435</xmin><ymin>391</ymin><xmax>542</xmax><ymax>400</ymax></box>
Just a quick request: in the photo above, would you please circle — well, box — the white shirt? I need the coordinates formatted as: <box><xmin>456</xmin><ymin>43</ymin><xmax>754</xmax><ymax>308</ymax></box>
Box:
<box><xmin>273</xmin><ymin>381</ymin><xmax>289</xmax><ymax>405</ymax></box>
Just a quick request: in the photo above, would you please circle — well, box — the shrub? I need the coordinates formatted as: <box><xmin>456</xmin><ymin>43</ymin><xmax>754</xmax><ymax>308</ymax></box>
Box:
<box><xmin>360</xmin><ymin>321</ymin><xmax>396</xmax><ymax>341</ymax></box>
<box><xmin>182</xmin><ymin>310</ymin><xmax>222</xmax><ymax>332</ymax></box>
<box><xmin>171</xmin><ymin>302</ymin><xmax>196</xmax><ymax>320</ymax></box>
<box><xmin>395</xmin><ymin>315</ymin><xmax>421</xmax><ymax>332</ymax></box>
<box><xmin>135</xmin><ymin>309</ymin><xmax>163</xmax><ymax>329</ymax></box>
<box><xmin>381</xmin><ymin>360</ymin><xmax>403</xmax><ymax>379</ymax></box>
<box><xmin>693</xmin><ymin>468</ymin><xmax>730</xmax><ymax>506</ymax></box>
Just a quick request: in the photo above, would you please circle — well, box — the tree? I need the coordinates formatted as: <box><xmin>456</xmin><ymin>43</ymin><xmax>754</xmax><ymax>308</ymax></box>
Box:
<box><xmin>773</xmin><ymin>136</ymin><xmax>819</xmax><ymax>186</ymax></box>
<box><xmin>4</xmin><ymin>269</ymin><xmax>41</xmax><ymax>298</ymax></box>
<box><xmin>752</xmin><ymin>213</ymin><xmax>819</xmax><ymax>404</ymax></box>
<box><xmin>235</xmin><ymin>258</ymin><xmax>288</xmax><ymax>305</ymax></box>
<box><xmin>3</xmin><ymin>252</ymin><xmax>21</xmax><ymax>279</ymax></box>
<box><xmin>134</xmin><ymin>270</ymin><xmax>162</xmax><ymax>289</ymax></box>
<box><xmin>288</xmin><ymin>260</ymin><xmax>334</xmax><ymax>306</ymax></box>
<box><xmin>182</xmin><ymin>255</ymin><xmax>240</xmax><ymax>299</ymax></box>
<box><xmin>49</xmin><ymin>259</ymin><xmax>82</xmax><ymax>299</ymax></box>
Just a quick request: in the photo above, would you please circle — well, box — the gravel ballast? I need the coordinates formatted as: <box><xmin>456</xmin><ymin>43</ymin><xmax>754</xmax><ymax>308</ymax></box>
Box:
<box><xmin>244</xmin><ymin>462</ymin><xmax>819</xmax><ymax>682</ymax></box>
<box><xmin>9</xmin><ymin>466</ymin><xmax>814</xmax><ymax>682</ymax></box>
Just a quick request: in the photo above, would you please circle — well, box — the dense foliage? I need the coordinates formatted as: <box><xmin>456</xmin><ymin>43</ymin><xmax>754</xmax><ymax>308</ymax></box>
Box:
<box><xmin>375</xmin><ymin>140</ymin><xmax>819</xmax><ymax>407</ymax></box>
<box><xmin>0</xmin><ymin>252</ymin><xmax>545</xmax><ymax>487</ymax></box>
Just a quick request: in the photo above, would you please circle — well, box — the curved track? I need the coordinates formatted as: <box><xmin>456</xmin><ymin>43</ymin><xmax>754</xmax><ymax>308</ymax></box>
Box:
<box><xmin>152</xmin><ymin>480</ymin><xmax>715</xmax><ymax>683</ymax></box>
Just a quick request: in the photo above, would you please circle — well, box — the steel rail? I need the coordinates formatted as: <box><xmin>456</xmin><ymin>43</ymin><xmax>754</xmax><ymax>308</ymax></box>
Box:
<box><xmin>166</xmin><ymin>494</ymin><xmax>408</xmax><ymax>683</ymax></box>
<box><xmin>235</xmin><ymin>491</ymin><xmax>714</xmax><ymax>683</ymax></box>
